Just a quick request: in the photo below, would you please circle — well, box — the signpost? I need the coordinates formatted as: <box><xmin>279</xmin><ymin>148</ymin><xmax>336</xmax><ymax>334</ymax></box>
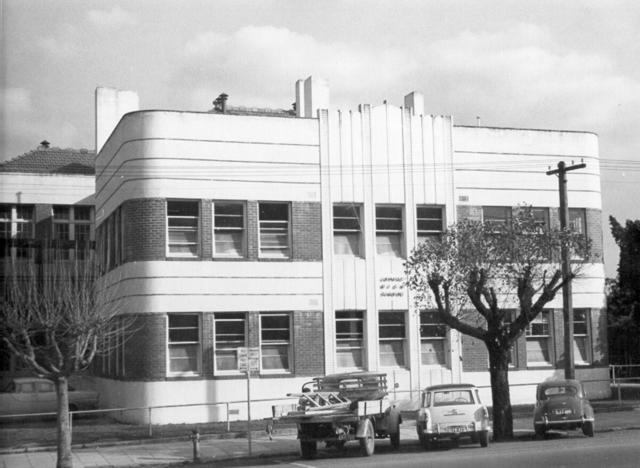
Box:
<box><xmin>237</xmin><ymin>347</ymin><xmax>260</xmax><ymax>455</ymax></box>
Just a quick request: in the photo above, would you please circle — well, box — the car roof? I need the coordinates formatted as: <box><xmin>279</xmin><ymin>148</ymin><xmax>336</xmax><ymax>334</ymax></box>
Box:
<box><xmin>423</xmin><ymin>383</ymin><xmax>477</xmax><ymax>392</ymax></box>
<box><xmin>537</xmin><ymin>379</ymin><xmax>582</xmax><ymax>388</ymax></box>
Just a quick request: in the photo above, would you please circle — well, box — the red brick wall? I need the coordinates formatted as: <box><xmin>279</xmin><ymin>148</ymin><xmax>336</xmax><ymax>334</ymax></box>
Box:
<box><xmin>123</xmin><ymin>314</ymin><xmax>167</xmax><ymax>380</ymax></box>
<box><xmin>292</xmin><ymin>202</ymin><xmax>323</xmax><ymax>261</ymax></box>
<box><xmin>293</xmin><ymin>310</ymin><xmax>325</xmax><ymax>376</ymax></box>
<box><xmin>121</xmin><ymin>198</ymin><xmax>166</xmax><ymax>262</ymax></box>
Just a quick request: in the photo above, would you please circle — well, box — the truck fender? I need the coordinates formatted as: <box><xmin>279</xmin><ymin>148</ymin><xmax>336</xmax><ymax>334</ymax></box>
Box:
<box><xmin>356</xmin><ymin>418</ymin><xmax>373</xmax><ymax>438</ymax></box>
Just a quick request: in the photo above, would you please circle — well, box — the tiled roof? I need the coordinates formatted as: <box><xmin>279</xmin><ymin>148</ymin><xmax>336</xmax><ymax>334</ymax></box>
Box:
<box><xmin>0</xmin><ymin>147</ymin><xmax>96</xmax><ymax>175</ymax></box>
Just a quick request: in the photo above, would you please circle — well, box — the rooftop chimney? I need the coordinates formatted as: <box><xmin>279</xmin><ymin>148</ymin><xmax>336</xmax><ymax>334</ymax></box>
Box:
<box><xmin>39</xmin><ymin>140</ymin><xmax>50</xmax><ymax>149</ymax></box>
<box><xmin>95</xmin><ymin>87</ymin><xmax>139</xmax><ymax>153</ymax></box>
<box><xmin>295</xmin><ymin>76</ymin><xmax>329</xmax><ymax>118</ymax></box>
<box><xmin>213</xmin><ymin>93</ymin><xmax>228</xmax><ymax>113</ymax></box>
<box><xmin>404</xmin><ymin>91</ymin><xmax>424</xmax><ymax>116</ymax></box>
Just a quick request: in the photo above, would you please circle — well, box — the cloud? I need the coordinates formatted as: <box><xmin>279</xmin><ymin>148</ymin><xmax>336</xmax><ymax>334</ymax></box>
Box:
<box><xmin>1</xmin><ymin>87</ymin><xmax>32</xmax><ymax>114</ymax></box>
<box><xmin>87</xmin><ymin>6</ymin><xmax>137</xmax><ymax>29</ymax></box>
<box><xmin>37</xmin><ymin>36</ymin><xmax>80</xmax><ymax>59</ymax></box>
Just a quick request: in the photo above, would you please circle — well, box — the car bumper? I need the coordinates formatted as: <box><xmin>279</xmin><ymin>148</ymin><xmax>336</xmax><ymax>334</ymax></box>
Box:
<box><xmin>418</xmin><ymin>423</ymin><xmax>488</xmax><ymax>439</ymax></box>
<box><xmin>535</xmin><ymin>416</ymin><xmax>594</xmax><ymax>427</ymax></box>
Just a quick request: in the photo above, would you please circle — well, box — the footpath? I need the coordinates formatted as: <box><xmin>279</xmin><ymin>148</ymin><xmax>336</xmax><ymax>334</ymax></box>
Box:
<box><xmin>2</xmin><ymin>399</ymin><xmax>640</xmax><ymax>468</ymax></box>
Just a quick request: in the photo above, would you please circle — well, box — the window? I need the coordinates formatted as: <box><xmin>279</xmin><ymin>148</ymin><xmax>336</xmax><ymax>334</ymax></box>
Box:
<box><xmin>569</xmin><ymin>208</ymin><xmax>588</xmax><ymax>258</ymax></box>
<box><xmin>379</xmin><ymin>311</ymin><xmax>406</xmax><ymax>367</ymax></box>
<box><xmin>526</xmin><ymin>310</ymin><xmax>552</xmax><ymax>365</ymax></box>
<box><xmin>482</xmin><ymin>206</ymin><xmax>511</xmax><ymax>231</ymax></box>
<box><xmin>0</xmin><ymin>204</ymin><xmax>34</xmax><ymax>258</ymax></box>
<box><xmin>167</xmin><ymin>314</ymin><xmax>200</xmax><ymax>375</ymax></box>
<box><xmin>213</xmin><ymin>202</ymin><xmax>245</xmax><ymax>257</ymax></box>
<box><xmin>52</xmin><ymin>205</ymin><xmax>93</xmax><ymax>241</ymax></box>
<box><xmin>573</xmin><ymin>309</ymin><xmax>591</xmax><ymax>364</ymax></box>
<box><xmin>336</xmin><ymin>311</ymin><xmax>365</xmax><ymax>368</ymax></box>
<box><xmin>334</xmin><ymin>204</ymin><xmax>362</xmax><ymax>256</ymax></box>
<box><xmin>259</xmin><ymin>203</ymin><xmax>290</xmax><ymax>258</ymax></box>
<box><xmin>420</xmin><ymin>310</ymin><xmax>447</xmax><ymax>366</ymax></box>
<box><xmin>260</xmin><ymin>314</ymin><xmax>291</xmax><ymax>372</ymax></box>
<box><xmin>416</xmin><ymin>206</ymin><xmax>444</xmax><ymax>244</ymax></box>
<box><xmin>214</xmin><ymin>313</ymin><xmax>246</xmax><ymax>372</ymax></box>
<box><xmin>376</xmin><ymin>206</ymin><xmax>403</xmax><ymax>257</ymax></box>
<box><xmin>504</xmin><ymin>310</ymin><xmax>518</xmax><ymax>366</ymax></box>
<box><xmin>167</xmin><ymin>201</ymin><xmax>199</xmax><ymax>257</ymax></box>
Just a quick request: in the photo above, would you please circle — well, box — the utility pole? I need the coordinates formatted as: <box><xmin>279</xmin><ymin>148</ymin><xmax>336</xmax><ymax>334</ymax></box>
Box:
<box><xmin>546</xmin><ymin>161</ymin><xmax>586</xmax><ymax>380</ymax></box>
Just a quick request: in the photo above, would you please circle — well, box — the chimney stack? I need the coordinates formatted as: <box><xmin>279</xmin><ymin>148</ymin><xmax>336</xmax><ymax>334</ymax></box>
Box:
<box><xmin>95</xmin><ymin>87</ymin><xmax>139</xmax><ymax>153</ymax></box>
<box><xmin>295</xmin><ymin>76</ymin><xmax>329</xmax><ymax>118</ymax></box>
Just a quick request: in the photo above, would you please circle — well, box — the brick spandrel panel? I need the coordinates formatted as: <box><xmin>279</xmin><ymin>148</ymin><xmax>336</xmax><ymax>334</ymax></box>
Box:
<box><xmin>122</xmin><ymin>199</ymin><xmax>166</xmax><ymax>262</ymax></box>
<box><xmin>292</xmin><ymin>202</ymin><xmax>322</xmax><ymax>261</ymax></box>
<box><xmin>585</xmin><ymin>208</ymin><xmax>604</xmax><ymax>263</ymax></box>
<box><xmin>456</xmin><ymin>205</ymin><xmax>482</xmax><ymax>221</ymax></box>
<box><xmin>124</xmin><ymin>314</ymin><xmax>167</xmax><ymax>380</ymax></box>
<box><xmin>461</xmin><ymin>334</ymin><xmax>488</xmax><ymax>372</ymax></box>
<box><xmin>293</xmin><ymin>310</ymin><xmax>325</xmax><ymax>376</ymax></box>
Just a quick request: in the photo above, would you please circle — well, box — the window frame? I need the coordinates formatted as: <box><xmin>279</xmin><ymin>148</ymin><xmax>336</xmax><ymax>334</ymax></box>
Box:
<box><xmin>573</xmin><ymin>308</ymin><xmax>592</xmax><ymax>365</ymax></box>
<box><xmin>166</xmin><ymin>200</ymin><xmax>200</xmax><ymax>258</ymax></box>
<box><xmin>333</xmin><ymin>204</ymin><xmax>363</xmax><ymax>257</ymax></box>
<box><xmin>335</xmin><ymin>310</ymin><xmax>365</xmax><ymax>369</ymax></box>
<box><xmin>525</xmin><ymin>310</ymin><xmax>553</xmax><ymax>366</ymax></box>
<box><xmin>378</xmin><ymin>310</ymin><xmax>407</xmax><ymax>368</ymax></box>
<box><xmin>416</xmin><ymin>206</ymin><xmax>445</xmax><ymax>244</ymax></box>
<box><xmin>212</xmin><ymin>201</ymin><xmax>246</xmax><ymax>258</ymax></box>
<box><xmin>213</xmin><ymin>312</ymin><xmax>247</xmax><ymax>374</ymax></box>
<box><xmin>258</xmin><ymin>202</ymin><xmax>291</xmax><ymax>259</ymax></box>
<box><xmin>419</xmin><ymin>310</ymin><xmax>448</xmax><ymax>367</ymax></box>
<box><xmin>482</xmin><ymin>206</ymin><xmax>512</xmax><ymax>232</ymax></box>
<box><xmin>375</xmin><ymin>205</ymin><xmax>404</xmax><ymax>258</ymax></box>
<box><xmin>167</xmin><ymin>313</ymin><xmax>202</xmax><ymax>376</ymax></box>
<box><xmin>259</xmin><ymin>313</ymin><xmax>292</xmax><ymax>373</ymax></box>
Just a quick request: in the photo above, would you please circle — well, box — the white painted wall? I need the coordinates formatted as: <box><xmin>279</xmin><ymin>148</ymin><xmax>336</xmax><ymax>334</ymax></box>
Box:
<box><xmin>0</xmin><ymin>173</ymin><xmax>94</xmax><ymax>205</ymax></box>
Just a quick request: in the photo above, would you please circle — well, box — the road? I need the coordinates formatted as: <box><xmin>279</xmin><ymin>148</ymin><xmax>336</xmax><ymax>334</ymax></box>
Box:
<box><xmin>204</xmin><ymin>429</ymin><xmax>640</xmax><ymax>468</ymax></box>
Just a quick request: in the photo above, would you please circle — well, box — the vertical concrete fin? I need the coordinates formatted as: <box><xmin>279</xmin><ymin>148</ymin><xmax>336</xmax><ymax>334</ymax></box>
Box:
<box><xmin>95</xmin><ymin>87</ymin><xmax>139</xmax><ymax>153</ymax></box>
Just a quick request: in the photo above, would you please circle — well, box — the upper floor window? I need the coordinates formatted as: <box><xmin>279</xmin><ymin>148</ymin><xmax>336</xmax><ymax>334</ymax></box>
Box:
<box><xmin>420</xmin><ymin>310</ymin><xmax>447</xmax><ymax>366</ymax></box>
<box><xmin>259</xmin><ymin>203</ymin><xmax>290</xmax><ymax>258</ymax></box>
<box><xmin>52</xmin><ymin>205</ymin><xmax>93</xmax><ymax>241</ymax></box>
<box><xmin>0</xmin><ymin>204</ymin><xmax>34</xmax><ymax>239</ymax></box>
<box><xmin>376</xmin><ymin>206</ymin><xmax>403</xmax><ymax>257</ymax></box>
<box><xmin>482</xmin><ymin>206</ymin><xmax>512</xmax><ymax>231</ymax></box>
<box><xmin>167</xmin><ymin>314</ymin><xmax>201</xmax><ymax>375</ymax></box>
<box><xmin>573</xmin><ymin>309</ymin><xmax>591</xmax><ymax>364</ymax></box>
<box><xmin>526</xmin><ymin>310</ymin><xmax>552</xmax><ymax>366</ymax></box>
<box><xmin>214</xmin><ymin>313</ymin><xmax>246</xmax><ymax>373</ymax></box>
<box><xmin>568</xmin><ymin>208</ymin><xmax>586</xmax><ymax>237</ymax></box>
<box><xmin>260</xmin><ymin>313</ymin><xmax>291</xmax><ymax>372</ymax></box>
<box><xmin>335</xmin><ymin>310</ymin><xmax>365</xmax><ymax>369</ymax></box>
<box><xmin>417</xmin><ymin>206</ymin><xmax>444</xmax><ymax>244</ymax></box>
<box><xmin>167</xmin><ymin>200</ymin><xmax>199</xmax><ymax>257</ymax></box>
<box><xmin>213</xmin><ymin>202</ymin><xmax>245</xmax><ymax>257</ymax></box>
<box><xmin>334</xmin><ymin>204</ymin><xmax>362</xmax><ymax>256</ymax></box>
<box><xmin>379</xmin><ymin>311</ymin><xmax>406</xmax><ymax>367</ymax></box>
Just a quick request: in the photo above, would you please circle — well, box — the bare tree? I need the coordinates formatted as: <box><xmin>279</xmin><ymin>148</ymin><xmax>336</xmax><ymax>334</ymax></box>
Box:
<box><xmin>1</xmin><ymin>247</ymin><xmax>133</xmax><ymax>468</ymax></box>
<box><xmin>405</xmin><ymin>207</ymin><xmax>590</xmax><ymax>441</ymax></box>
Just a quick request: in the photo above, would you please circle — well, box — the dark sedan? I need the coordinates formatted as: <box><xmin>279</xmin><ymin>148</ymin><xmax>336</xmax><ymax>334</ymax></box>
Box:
<box><xmin>533</xmin><ymin>379</ymin><xmax>594</xmax><ymax>438</ymax></box>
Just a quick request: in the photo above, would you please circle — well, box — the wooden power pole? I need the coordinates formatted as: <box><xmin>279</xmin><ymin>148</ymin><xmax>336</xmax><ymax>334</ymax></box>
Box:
<box><xmin>546</xmin><ymin>161</ymin><xmax>586</xmax><ymax>380</ymax></box>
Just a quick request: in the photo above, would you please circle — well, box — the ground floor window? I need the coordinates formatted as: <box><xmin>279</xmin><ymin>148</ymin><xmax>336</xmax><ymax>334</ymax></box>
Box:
<box><xmin>167</xmin><ymin>314</ymin><xmax>201</xmax><ymax>375</ymax></box>
<box><xmin>526</xmin><ymin>310</ymin><xmax>552</xmax><ymax>366</ymax></box>
<box><xmin>420</xmin><ymin>310</ymin><xmax>447</xmax><ymax>366</ymax></box>
<box><xmin>214</xmin><ymin>313</ymin><xmax>246</xmax><ymax>373</ymax></box>
<box><xmin>336</xmin><ymin>310</ymin><xmax>365</xmax><ymax>368</ymax></box>
<box><xmin>379</xmin><ymin>311</ymin><xmax>406</xmax><ymax>367</ymax></box>
<box><xmin>573</xmin><ymin>309</ymin><xmax>591</xmax><ymax>364</ymax></box>
<box><xmin>260</xmin><ymin>313</ymin><xmax>291</xmax><ymax>372</ymax></box>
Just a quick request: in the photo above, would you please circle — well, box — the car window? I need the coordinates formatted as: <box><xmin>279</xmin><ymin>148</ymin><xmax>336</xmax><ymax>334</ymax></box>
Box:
<box><xmin>422</xmin><ymin>392</ymin><xmax>431</xmax><ymax>407</ymax></box>
<box><xmin>433</xmin><ymin>390</ymin><xmax>474</xmax><ymax>406</ymax></box>
<box><xmin>36</xmin><ymin>382</ymin><xmax>54</xmax><ymax>392</ymax></box>
<box><xmin>543</xmin><ymin>386</ymin><xmax>577</xmax><ymax>398</ymax></box>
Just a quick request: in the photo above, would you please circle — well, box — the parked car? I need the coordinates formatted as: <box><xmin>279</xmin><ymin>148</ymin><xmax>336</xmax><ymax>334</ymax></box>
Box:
<box><xmin>0</xmin><ymin>377</ymin><xmax>99</xmax><ymax>415</ymax></box>
<box><xmin>416</xmin><ymin>383</ymin><xmax>490</xmax><ymax>449</ymax></box>
<box><xmin>533</xmin><ymin>379</ymin><xmax>594</xmax><ymax>438</ymax></box>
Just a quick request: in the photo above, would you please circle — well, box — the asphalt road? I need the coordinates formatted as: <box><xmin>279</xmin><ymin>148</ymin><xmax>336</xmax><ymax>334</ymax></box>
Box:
<box><xmin>204</xmin><ymin>429</ymin><xmax>640</xmax><ymax>468</ymax></box>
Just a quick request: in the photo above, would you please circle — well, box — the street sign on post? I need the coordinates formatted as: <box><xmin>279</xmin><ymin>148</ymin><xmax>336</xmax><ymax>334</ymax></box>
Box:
<box><xmin>237</xmin><ymin>347</ymin><xmax>260</xmax><ymax>456</ymax></box>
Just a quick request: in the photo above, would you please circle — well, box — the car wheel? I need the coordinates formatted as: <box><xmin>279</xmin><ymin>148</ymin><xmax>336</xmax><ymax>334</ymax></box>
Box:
<box><xmin>582</xmin><ymin>421</ymin><xmax>594</xmax><ymax>437</ymax></box>
<box><xmin>359</xmin><ymin>419</ymin><xmax>375</xmax><ymax>456</ymax></box>
<box><xmin>300</xmin><ymin>440</ymin><xmax>317</xmax><ymax>459</ymax></box>
<box><xmin>390</xmin><ymin>431</ymin><xmax>400</xmax><ymax>450</ymax></box>
<box><xmin>535</xmin><ymin>426</ymin><xmax>546</xmax><ymax>439</ymax></box>
<box><xmin>479</xmin><ymin>430</ymin><xmax>489</xmax><ymax>448</ymax></box>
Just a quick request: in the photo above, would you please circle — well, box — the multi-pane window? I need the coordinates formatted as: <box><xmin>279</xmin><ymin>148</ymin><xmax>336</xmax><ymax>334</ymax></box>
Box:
<box><xmin>260</xmin><ymin>314</ymin><xmax>291</xmax><ymax>372</ymax></box>
<box><xmin>379</xmin><ymin>311</ymin><xmax>406</xmax><ymax>367</ymax></box>
<box><xmin>0</xmin><ymin>204</ymin><xmax>34</xmax><ymax>239</ymax></box>
<box><xmin>214</xmin><ymin>313</ymin><xmax>246</xmax><ymax>372</ymax></box>
<box><xmin>167</xmin><ymin>201</ymin><xmax>199</xmax><ymax>257</ymax></box>
<box><xmin>213</xmin><ymin>202</ymin><xmax>245</xmax><ymax>257</ymax></box>
<box><xmin>420</xmin><ymin>310</ymin><xmax>447</xmax><ymax>366</ymax></box>
<box><xmin>333</xmin><ymin>204</ymin><xmax>362</xmax><ymax>256</ymax></box>
<box><xmin>167</xmin><ymin>314</ymin><xmax>200</xmax><ymax>375</ymax></box>
<box><xmin>336</xmin><ymin>311</ymin><xmax>365</xmax><ymax>368</ymax></box>
<box><xmin>504</xmin><ymin>310</ymin><xmax>518</xmax><ymax>366</ymax></box>
<box><xmin>568</xmin><ymin>208</ymin><xmax>586</xmax><ymax>237</ymax></box>
<box><xmin>52</xmin><ymin>205</ymin><xmax>93</xmax><ymax>241</ymax></box>
<box><xmin>573</xmin><ymin>309</ymin><xmax>591</xmax><ymax>364</ymax></box>
<box><xmin>526</xmin><ymin>310</ymin><xmax>552</xmax><ymax>365</ymax></box>
<box><xmin>376</xmin><ymin>206</ymin><xmax>403</xmax><ymax>257</ymax></box>
<box><xmin>259</xmin><ymin>203</ymin><xmax>290</xmax><ymax>258</ymax></box>
<box><xmin>483</xmin><ymin>206</ymin><xmax>512</xmax><ymax>231</ymax></box>
<box><xmin>416</xmin><ymin>206</ymin><xmax>444</xmax><ymax>244</ymax></box>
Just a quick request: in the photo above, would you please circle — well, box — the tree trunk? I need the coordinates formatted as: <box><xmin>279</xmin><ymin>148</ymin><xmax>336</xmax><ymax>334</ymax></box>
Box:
<box><xmin>55</xmin><ymin>376</ymin><xmax>73</xmax><ymax>468</ymax></box>
<box><xmin>487</xmin><ymin>346</ymin><xmax>513</xmax><ymax>441</ymax></box>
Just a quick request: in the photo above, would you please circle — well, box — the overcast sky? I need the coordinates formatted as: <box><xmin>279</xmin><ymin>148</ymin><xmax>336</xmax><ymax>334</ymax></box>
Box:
<box><xmin>1</xmin><ymin>0</ymin><xmax>638</xmax><ymax>277</ymax></box>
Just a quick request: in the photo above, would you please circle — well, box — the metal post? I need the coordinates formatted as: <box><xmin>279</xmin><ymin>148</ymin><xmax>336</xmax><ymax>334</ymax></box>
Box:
<box><xmin>546</xmin><ymin>161</ymin><xmax>585</xmax><ymax>380</ymax></box>
<box><xmin>148</xmin><ymin>407</ymin><xmax>153</xmax><ymax>437</ymax></box>
<box><xmin>226</xmin><ymin>402</ymin><xmax>230</xmax><ymax>432</ymax></box>
<box><xmin>246</xmin><ymin>370</ymin><xmax>252</xmax><ymax>456</ymax></box>
<box><xmin>69</xmin><ymin>410</ymin><xmax>73</xmax><ymax>434</ymax></box>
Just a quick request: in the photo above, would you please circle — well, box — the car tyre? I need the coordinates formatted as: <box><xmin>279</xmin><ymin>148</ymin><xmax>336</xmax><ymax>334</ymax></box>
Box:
<box><xmin>390</xmin><ymin>431</ymin><xmax>400</xmax><ymax>450</ymax></box>
<box><xmin>479</xmin><ymin>430</ymin><xmax>489</xmax><ymax>448</ymax></box>
<box><xmin>582</xmin><ymin>421</ymin><xmax>594</xmax><ymax>437</ymax></box>
<box><xmin>300</xmin><ymin>440</ymin><xmax>317</xmax><ymax>459</ymax></box>
<box><xmin>535</xmin><ymin>426</ymin><xmax>546</xmax><ymax>439</ymax></box>
<box><xmin>359</xmin><ymin>419</ymin><xmax>375</xmax><ymax>456</ymax></box>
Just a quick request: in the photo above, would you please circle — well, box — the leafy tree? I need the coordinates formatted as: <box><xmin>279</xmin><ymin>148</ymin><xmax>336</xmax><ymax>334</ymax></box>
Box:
<box><xmin>1</xmin><ymin>248</ymin><xmax>133</xmax><ymax>468</ymax></box>
<box><xmin>405</xmin><ymin>207</ymin><xmax>589</xmax><ymax>440</ymax></box>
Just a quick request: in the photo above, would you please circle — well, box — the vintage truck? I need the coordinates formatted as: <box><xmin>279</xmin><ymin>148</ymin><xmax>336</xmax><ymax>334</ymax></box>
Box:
<box><xmin>273</xmin><ymin>371</ymin><xmax>402</xmax><ymax>459</ymax></box>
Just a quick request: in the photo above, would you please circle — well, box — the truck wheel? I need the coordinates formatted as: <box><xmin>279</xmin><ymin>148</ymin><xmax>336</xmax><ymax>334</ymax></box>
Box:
<box><xmin>479</xmin><ymin>430</ymin><xmax>489</xmax><ymax>448</ymax></box>
<box><xmin>359</xmin><ymin>419</ymin><xmax>375</xmax><ymax>456</ymax></box>
<box><xmin>390</xmin><ymin>431</ymin><xmax>400</xmax><ymax>450</ymax></box>
<box><xmin>300</xmin><ymin>440</ymin><xmax>317</xmax><ymax>459</ymax></box>
<box><xmin>582</xmin><ymin>421</ymin><xmax>594</xmax><ymax>437</ymax></box>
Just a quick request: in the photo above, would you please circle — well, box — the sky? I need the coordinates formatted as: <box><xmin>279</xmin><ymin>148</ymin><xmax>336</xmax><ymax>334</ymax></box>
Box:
<box><xmin>1</xmin><ymin>0</ymin><xmax>639</xmax><ymax>277</ymax></box>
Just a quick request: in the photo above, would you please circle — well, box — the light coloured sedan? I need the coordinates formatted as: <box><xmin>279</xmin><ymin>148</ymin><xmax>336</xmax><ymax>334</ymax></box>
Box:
<box><xmin>0</xmin><ymin>377</ymin><xmax>98</xmax><ymax>415</ymax></box>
